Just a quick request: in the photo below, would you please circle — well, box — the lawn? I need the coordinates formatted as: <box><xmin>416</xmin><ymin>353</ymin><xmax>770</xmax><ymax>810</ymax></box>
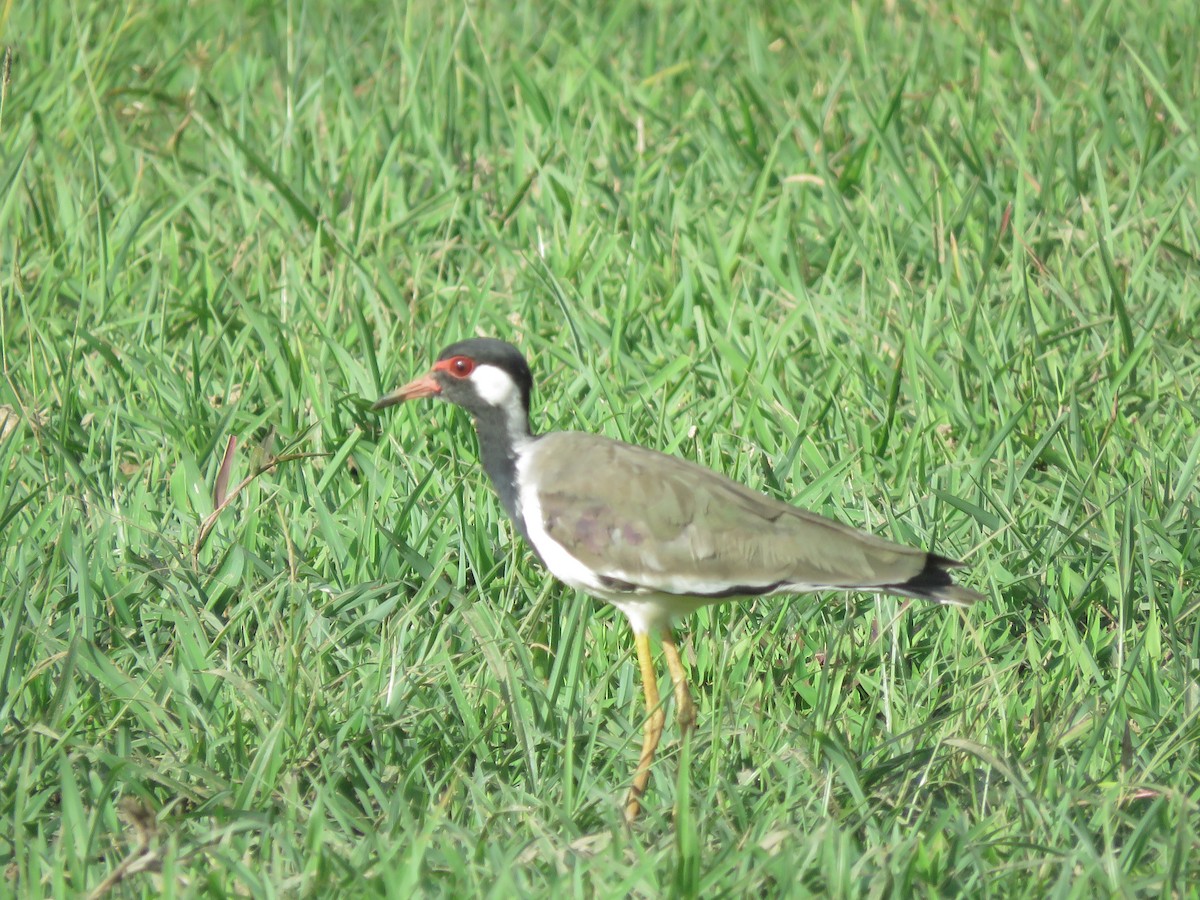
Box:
<box><xmin>2</xmin><ymin>0</ymin><xmax>1198</xmax><ymax>895</ymax></box>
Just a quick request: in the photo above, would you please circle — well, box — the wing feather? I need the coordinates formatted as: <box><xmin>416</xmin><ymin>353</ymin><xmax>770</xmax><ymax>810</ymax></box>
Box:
<box><xmin>523</xmin><ymin>432</ymin><xmax>931</xmax><ymax>597</ymax></box>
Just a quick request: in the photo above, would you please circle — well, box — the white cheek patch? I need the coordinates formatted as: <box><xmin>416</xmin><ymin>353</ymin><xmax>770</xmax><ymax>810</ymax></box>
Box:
<box><xmin>469</xmin><ymin>363</ymin><xmax>531</xmax><ymax>450</ymax></box>
<box><xmin>470</xmin><ymin>364</ymin><xmax>518</xmax><ymax>406</ymax></box>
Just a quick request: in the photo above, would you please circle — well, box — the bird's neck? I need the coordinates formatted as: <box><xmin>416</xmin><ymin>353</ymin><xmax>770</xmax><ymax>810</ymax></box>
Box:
<box><xmin>472</xmin><ymin>404</ymin><xmax>534</xmax><ymax>535</ymax></box>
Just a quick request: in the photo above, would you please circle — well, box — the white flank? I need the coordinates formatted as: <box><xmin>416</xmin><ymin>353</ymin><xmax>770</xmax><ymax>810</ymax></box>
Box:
<box><xmin>515</xmin><ymin>462</ymin><xmax>606</xmax><ymax>595</ymax></box>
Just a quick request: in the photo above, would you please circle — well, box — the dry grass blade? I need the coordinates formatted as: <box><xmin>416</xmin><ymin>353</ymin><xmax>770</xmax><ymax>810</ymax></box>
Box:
<box><xmin>192</xmin><ymin>451</ymin><xmax>325</xmax><ymax>559</ymax></box>
<box><xmin>85</xmin><ymin>798</ymin><xmax>160</xmax><ymax>900</ymax></box>
<box><xmin>213</xmin><ymin>434</ymin><xmax>237</xmax><ymax>508</ymax></box>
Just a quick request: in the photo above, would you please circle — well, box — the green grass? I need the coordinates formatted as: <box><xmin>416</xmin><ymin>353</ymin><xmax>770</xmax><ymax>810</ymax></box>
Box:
<box><xmin>3</xmin><ymin>0</ymin><xmax>1199</xmax><ymax>895</ymax></box>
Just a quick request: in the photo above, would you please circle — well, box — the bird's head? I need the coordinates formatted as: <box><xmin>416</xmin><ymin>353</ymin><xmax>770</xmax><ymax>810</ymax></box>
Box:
<box><xmin>372</xmin><ymin>338</ymin><xmax>533</xmax><ymax>424</ymax></box>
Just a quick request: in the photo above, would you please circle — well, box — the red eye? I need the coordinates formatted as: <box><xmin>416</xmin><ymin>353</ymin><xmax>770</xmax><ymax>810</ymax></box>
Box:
<box><xmin>447</xmin><ymin>356</ymin><xmax>475</xmax><ymax>377</ymax></box>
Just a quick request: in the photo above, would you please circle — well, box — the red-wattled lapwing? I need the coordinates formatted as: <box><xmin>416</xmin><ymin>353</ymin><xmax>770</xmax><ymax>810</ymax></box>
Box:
<box><xmin>373</xmin><ymin>338</ymin><xmax>984</xmax><ymax>820</ymax></box>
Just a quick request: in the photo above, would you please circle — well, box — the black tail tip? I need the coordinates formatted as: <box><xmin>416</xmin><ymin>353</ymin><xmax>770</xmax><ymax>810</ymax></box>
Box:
<box><xmin>888</xmin><ymin>553</ymin><xmax>985</xmax><ymax>607</ymax></box>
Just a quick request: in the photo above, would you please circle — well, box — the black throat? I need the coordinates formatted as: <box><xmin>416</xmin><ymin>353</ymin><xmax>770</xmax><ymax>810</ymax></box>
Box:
<box><xmin>470</xmin><ymin>404</ymin><xmax>534</xmax><ymax>540</ymax></box>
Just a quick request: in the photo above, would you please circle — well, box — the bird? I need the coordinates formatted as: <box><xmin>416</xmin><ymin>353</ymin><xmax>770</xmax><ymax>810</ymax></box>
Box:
<box><xmin>372</xmin><ymin>337</ymin><xmax>984</xmax><ymax>821</ymax></box>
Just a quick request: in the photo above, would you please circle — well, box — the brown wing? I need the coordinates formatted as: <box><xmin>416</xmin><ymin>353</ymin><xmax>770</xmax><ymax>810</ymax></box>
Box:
<box><xmin>524</xmin><ymin>432</ymin><xmax>980</xmax><ymax>603</ymax></box>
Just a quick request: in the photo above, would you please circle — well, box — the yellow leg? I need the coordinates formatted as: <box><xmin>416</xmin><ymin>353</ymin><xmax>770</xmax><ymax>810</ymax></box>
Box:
<box><xmin>624</xmin><ymin>630</ymin><xmax>664</xmax><ymax>822</ymax></box>
<box><xmin>660</xmin><ymin>627</ymin><xmax>697</xmax><ymax>734</ymax></box>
